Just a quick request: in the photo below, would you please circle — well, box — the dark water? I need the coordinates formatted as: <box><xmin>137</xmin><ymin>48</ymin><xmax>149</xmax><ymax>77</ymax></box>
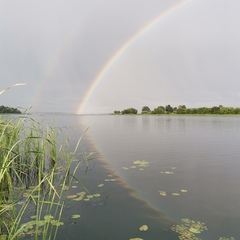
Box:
<box><xmin>35</xmin><ymin>114</ymin><xmax>240</xmax><ymax>239</ymax></box>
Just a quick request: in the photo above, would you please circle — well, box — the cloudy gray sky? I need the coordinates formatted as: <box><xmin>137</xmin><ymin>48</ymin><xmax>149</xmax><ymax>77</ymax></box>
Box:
<box><xmin>1</xmin><ymin>0</ymin><xmax>240</xmax><ymax>114</ymax></box>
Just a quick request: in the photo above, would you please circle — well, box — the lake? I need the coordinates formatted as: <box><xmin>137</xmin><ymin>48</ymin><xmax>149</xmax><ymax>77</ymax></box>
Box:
<box><xmin>33</xmin><ymin>114</ymin><xmax>240</xmax><ymax>240</ymax></box>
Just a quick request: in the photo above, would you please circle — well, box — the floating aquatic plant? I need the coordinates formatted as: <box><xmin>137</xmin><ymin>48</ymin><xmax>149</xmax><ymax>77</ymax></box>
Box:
<box><xmin>172</xmin><ymin>218</ymin><xmax>207</xmax><ymax>240</ymax></box>
<box><xmin>104</xmin><ymin>178</ymin><xmax>116</xmax><ymax>182</ymax></box>
<box><xmin>93</xmin><ymin>194</ymin><xmax>101</xmax><ymax>197</ymax></box>
<box><xmin>67</xmin><ymin>194</ymin><xmax>78</xmax><ymax>199</ymax></box>
<box><xmin>159</xmin><ymin>190</ymin><xmax>188</xmax><ymax>197</ymax></box>
<box><xmin>172</xmin><ymin>193</ymin><xmax>180</xmax><ymax>196</ymax></box>
<box><xmin>133</xmin><ymin>160</ymin><xmax>149</xmax><ymax>167</ymax></box>
<box><xmin>122</xmin><ymin>160</ymin><xmax>150</xmax><ymax>172</ymax></box>
<box><xmin>160</xmin><ymin>171</ymin><xmax>174</xmax><ymax>174</ymax></box>
<box><xmin>72</xmin><ymin>192</ymin><xmax>86</xmax><ymax>201</ymax></box>
<box><xmin>19</xmin><ymin>216</ymin><xmax>64</xmax><ymax>238</ymax></box>
<box><xmin>219</xmin><ymin>237</ymin><xmax>235</xmax><ymax>240</ymax></box>
<box><xmin>159</xmin><ymin>191</ymin><xmax>167</xmax><ymax>197</ymax></box>
<box><xmin>139</xmin><ymin>225</ymin><xmax>148</xmax><ymax>231</ymax></box>
<box><xmin>71</xmin><ymin>214</ymin><xmax>81</xmax><ymax>219</ymax></box>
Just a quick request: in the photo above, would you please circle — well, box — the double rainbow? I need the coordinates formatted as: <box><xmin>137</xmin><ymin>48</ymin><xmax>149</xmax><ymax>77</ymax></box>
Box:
<box><xmin>77</xmin><ymin>0</ymin><xmax>193</xmax><ymax>114</ymax></box>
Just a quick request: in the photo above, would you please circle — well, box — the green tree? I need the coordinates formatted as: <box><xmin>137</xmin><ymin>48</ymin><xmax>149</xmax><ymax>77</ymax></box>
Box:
<box><xmin>151</xmin><ymin>106</ymin><xmax>165</xmax><ymax>114</ymax></box>
<box><xmin>211</xmin><ymin>106</ymin><xmax>220</xmax><ymax>114</ymax></box>
<box><xmin>178</xmin><ymin>105</ymin><xmax>186</xmax><ymax>109</ymax></box>
<box><xmin>0</xmin><ymin>105</ymin><xmax>21</xmax><ymax>114</ymax></box>
<box><xmin>141</xmin><ymin>106</ymin><xmax>151</xmax><ymax>114</ymax></box>
<box><xmin>176</xmin><ymin>108</ymin><xmax>186</xmax><ymax>114</ymax></box>
<box><xmin>196</xmin><ymin>107</ymin><xmax>210</xmax><ymax>114</ymax></box>
<box><xmin>188</xmin><ymin>108</ymin><xmax>198</xmax><ymax>114</ymax></box>
<box><xmin>114</xmin><ymin>110</ymin><xmax>121</xmax><ymax>114</ymax></box>
<box><xmin>121</xmin><ymin>108</ymin><xmax>138</xmax><ymax>114</ymax></box>
<box><xmin>165</xmin><ymin>105</ymin><xmax>173</xmax><ymax>114</ymax></box>
<box><xmin>234</xmin><ymin>107</ymin><xmax>240</xmax><ymax>114</ymax></box>
<box><xmin>176</xmin><ymin>105</ymin><xmax>187</xmax><ymax>114</ymax></box>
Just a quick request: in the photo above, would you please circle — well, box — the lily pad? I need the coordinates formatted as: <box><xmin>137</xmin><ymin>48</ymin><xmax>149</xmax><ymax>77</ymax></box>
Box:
<box><xmin>35</xmin><ymin>220</ymin><xmax>46</xmax><ymax>227</ymax></box>
<box><xmin>73</xmin><ymin>192</ymin><xmax>86</xmax><ymax>201</ymax></box>
<box><xmin>98</xmin><ymin>184</ymin><xmax>104</xmax><ymax>188</ymax></box>
<box><xmin>93</xmin><ymin>194</ymin><xmax>101</xmax><ymax>197</ymax></box>
<box><xmin>189</xmin><ymin>227</ymin><xmax>201</xmax><ymax>234</ymax></box>
<box><xmin>171</xmin><ymin>218</ymin><xmax>208</xmax><ymax>239</ymax></box>
<box><xmin>172</xmin><ymin>193</ymin><xmax>180</xmax><ymax>196</ymax></box>
<box><xmin>44</xmin><ymin>215</ymin><xmax>54</xmax><ymax>222</ymax></box>
<box><xmin>181</xmin><ymin>189</ymin><xmax>188</xmax><ymax>193</ymax></box>
<box><xmin>139</xmin><ymin>225</ymin><xmax>148</xmax><ymax>231</ymax></box>
<box><xmin>219</xmin><ymin>237</ymin><xmax>235</xmax><ymax>240</ymax></box>
<box><xmin>26</xmin><ymin>229</ymin><xmax>42</xmax><ymax>235</ymax></box>
<box><xmin>72</xmin><ymin>214</ymin><xmax>81</xmax><ymax>219</ymax></box>
<box><xmin>129</xmin><ymin>238</ymin><xmax>143</xmax><ymax>240</ymax></box>
<box><xmin>50</xmin><ymin>220</ymin><xmax>64</xmax><ymax>227</ymax></box>
<box><xmin>62</xmin><ymin>185</ymin><xmax>69</xmax><ymax>191</ymax></box>
<box><xmin>159</xmin><ymin>191</ymin><xmax>167</xmax><ymax>196</ymax></box>
<box><xmin>160</xmin><ymin>171</ymin><xmax>174</xmax><ymax>174</ymax></box>
<box><xmin>67</xmin><ymin>195</ymin><xmax>77</xmax><ymax>199</ymax></box>
<box><xmin>133</xmin><ymin>160</ymin><xmax>149</xmax><ymax>166</ymax></box>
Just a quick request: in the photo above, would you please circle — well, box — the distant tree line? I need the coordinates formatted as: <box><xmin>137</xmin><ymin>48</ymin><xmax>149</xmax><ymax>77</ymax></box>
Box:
<box><xmin>114</xmin><ymin>105</ymin><xmax>240</xmax><ymax>115</ymax></box>
<box><xmin>114</xmin><ymin>108</ymin><xmax>138</xmax><ymax>115</ymax></box>
<box><xmin>0</xmin><ymin>105</ymin><xmax>21</xmax><ymax>114</ymax></box>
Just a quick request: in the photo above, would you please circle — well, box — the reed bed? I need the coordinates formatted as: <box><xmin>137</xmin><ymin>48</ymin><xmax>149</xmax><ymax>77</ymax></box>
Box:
<box><xmin>0</xmin><ymin>115</ymin><xmax>87</xmax><ymax>240</ymax></box>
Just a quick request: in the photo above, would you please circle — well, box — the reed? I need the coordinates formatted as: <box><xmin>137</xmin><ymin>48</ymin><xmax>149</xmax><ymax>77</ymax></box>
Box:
<box><xmin>0</xmin><ymin>115</ymin><xmax>86</xmax><ymax>240</ymax></box>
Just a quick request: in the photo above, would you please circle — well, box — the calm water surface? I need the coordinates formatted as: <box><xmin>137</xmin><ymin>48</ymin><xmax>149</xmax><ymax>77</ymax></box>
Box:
<box><xmin>35</xmin><ymin>114</ymin><xmax>240</xmax><ymax>240</ymax></box>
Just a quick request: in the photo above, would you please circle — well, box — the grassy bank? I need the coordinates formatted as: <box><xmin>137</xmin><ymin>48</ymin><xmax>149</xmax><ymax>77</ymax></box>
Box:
<box><xmin>0</xmin><ymin>115</ymin><xmax>87</xmax><ymax>240</ymax></box>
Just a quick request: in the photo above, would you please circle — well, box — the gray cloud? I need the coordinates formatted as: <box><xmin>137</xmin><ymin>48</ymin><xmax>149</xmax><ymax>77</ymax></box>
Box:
<box><xmin>1</xmin><ymin>0</ymin><xmax>240</xmax><ymax>113</ymax></box>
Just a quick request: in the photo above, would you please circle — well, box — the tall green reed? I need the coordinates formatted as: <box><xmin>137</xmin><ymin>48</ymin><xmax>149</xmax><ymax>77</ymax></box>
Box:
<box><xmin>0</xmin><ymin>115</ymin><xmax>88</xmax><ymax>240</ymax></box>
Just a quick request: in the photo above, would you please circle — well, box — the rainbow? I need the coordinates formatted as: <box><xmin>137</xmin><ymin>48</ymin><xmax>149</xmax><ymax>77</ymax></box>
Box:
<box><xmin>77</xmin><ymin>0</ymin><xmax>193</xmax><ymax>114</ymax></box>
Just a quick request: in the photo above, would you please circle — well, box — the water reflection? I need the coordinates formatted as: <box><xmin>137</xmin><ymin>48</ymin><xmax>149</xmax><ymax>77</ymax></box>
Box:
<box><xmin>26</xmin><ymin>114</ymin><xmax>240</xmax><ymax>239</ymax></box>
<box><xmin>55</xmin><ymin>114</ymin><xmax>177</xmax><ymax>239</ymax></box>
<box><xmin>77</xmin><ymin>115</ymin><xmax>240</xmax><ymax>239</ymax></box>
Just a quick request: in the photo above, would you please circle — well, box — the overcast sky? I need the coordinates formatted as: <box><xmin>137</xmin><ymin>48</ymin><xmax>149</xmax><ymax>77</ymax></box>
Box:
<box><xmin>1</xmin><ymin>0</ymin><xmax>240</xmax><ymax>114</ymax></box>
